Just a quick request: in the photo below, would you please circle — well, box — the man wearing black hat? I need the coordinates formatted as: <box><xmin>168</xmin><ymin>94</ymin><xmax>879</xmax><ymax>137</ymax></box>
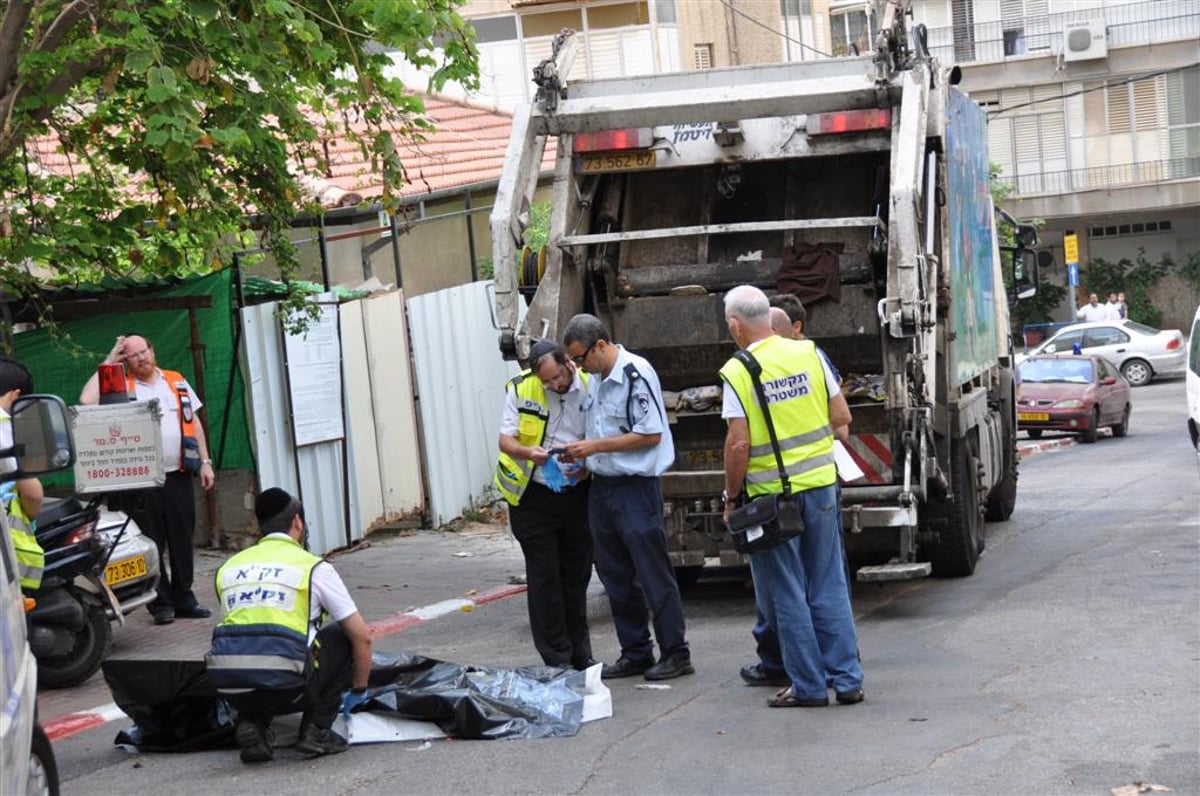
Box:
<box><xmin>205</xmin><ymin>488</ymin><xmax>373</xmax><ymax>763</ymax></box>
<box><xmin>494</xmin><ymin>340</ymin><xmax>595</xmax><ymax>670</ymax></box>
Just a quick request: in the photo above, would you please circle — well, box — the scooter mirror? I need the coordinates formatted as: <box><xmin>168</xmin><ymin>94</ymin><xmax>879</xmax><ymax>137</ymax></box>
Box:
<box><xmin>1</xmin><ymin>395</ymin><xmax>76</xmax><ymax>477</ymax></box>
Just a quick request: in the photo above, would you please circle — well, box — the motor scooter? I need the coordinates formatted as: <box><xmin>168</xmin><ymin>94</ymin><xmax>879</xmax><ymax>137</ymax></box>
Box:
<box><xmin>25</xmin><ymin>497</ymin><xmax>124</xmax><ymax>689</ymax></box>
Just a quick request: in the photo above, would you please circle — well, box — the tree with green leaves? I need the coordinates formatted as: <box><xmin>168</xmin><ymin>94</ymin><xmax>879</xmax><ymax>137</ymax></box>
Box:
<box><xmin>0</xmin><ymin>0</ymin><xmax>478</xmax><ymax>309</ymax></box>
<box><xmin>990</xmin><ymin>164</ymin><xmax>1066</xmax><ymax>335</ymax></box>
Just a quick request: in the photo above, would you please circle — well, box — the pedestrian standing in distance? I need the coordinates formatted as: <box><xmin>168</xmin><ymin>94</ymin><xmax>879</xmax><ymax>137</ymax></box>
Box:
<box><xmin>561</xmin><ymin>313</ymin><xmax>693</xmax><ymax>681</ymax></box>
<box><xmin>79</xmin><ymin>333</ymin><xmax>215</xmax><ymax>624</ymax></box>
<box><xmin>1076</xmin><ymin>293</ymin><xmax>1108</xmax><ymax>322</ymax></box>
<box><xmin>1104</xmin><ymin>292</ymin><xmax>1122</xmax><ymax>321</ymax></box>
<box><xmin>720</xmin><ymin>285</ymin><xmax>863</xmax><ymax>707</ymax></box>
<box><xmin>206</xmin><ymin>488</ymin><xmax>373</xmax><ymax>763</ymax></box>
<box><xmin>1116</xmin><ymin>291</ymin><xmax>1129</xmax><ymax>320</ymax></box>
<box><xmin>494</xmin><ymin>340</ymin><xmax>595</xmax><ymax>670</ymax></box>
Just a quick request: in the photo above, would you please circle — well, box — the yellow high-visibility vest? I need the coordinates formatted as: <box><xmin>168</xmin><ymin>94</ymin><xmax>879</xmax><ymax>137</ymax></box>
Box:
<box><xmin>205</xmin><ymin>534</ymin><xmax>321</xmax><ymax>691</ymax></box>
<box><xmin>720</xmin><ymin>336</ymin><xmax>836</xmax><ymax>496</ymax></box>
<box><xmin>493</xmin><ymin>369</ymin><xmax>588</xmax><ymax>505</ymax></box>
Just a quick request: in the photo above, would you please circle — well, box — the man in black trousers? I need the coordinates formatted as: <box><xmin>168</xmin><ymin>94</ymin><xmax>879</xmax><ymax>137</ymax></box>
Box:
<box><xmin>494</xmin><ymin>340</ymin><xmax>595</xmax><ymax>670</ymax></box>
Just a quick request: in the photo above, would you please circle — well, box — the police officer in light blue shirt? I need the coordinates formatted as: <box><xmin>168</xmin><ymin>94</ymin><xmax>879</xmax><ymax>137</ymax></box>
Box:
<box><xmin>562</xmin><ymin>314</ymin><xmax>693</xmax><ymax>682</ymax></box>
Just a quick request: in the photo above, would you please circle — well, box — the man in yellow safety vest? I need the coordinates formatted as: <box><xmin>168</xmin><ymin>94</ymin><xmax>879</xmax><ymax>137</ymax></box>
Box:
<box><xmin>495</xmin><ymin>339</ymin><xmax>595</xmax><ymax>670</ymax></box>
<box><xmin>720</xmin><ymin>285</ymin><xmax>863</xmax><ymax>709</ymax></box>
<box><xmin>0</xmin><ymin>358</ymin><xmax>44</xmax><ymax>592</ymax></box>
<box><xmin>205</xmin><ymin>488</ymin><xmax>373</xmax><ymax>763</ymax></box>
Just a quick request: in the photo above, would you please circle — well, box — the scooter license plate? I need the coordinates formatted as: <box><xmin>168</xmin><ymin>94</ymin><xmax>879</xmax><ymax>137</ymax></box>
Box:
<box><xmin>106</xmin><ymin>555</ymin><xmax>148</xmax><ymax>586</ymax></box>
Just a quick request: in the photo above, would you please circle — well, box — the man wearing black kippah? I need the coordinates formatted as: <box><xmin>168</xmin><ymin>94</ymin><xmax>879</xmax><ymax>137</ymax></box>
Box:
<box><xmin>205</xmin><ymin>487</ymin><xmax>373</xmax><ymax>763</ymax></box>
<box><xmin>494</xmin><ymin>340</ymin><xmax>595</xmax><ymax>670</ymax></box>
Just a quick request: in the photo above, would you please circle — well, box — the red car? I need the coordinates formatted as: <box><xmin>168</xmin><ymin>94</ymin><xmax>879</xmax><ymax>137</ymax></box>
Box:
<box><xmin>1017</xmin><ymin>354</ymin><xmax>1132</xmax><ymax>443</ymax></box>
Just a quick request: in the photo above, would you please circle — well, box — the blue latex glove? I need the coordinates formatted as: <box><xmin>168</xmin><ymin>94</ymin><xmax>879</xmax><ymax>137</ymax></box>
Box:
<box><xmin>340</xmin><ymin>688</ymin><xmax>369</xmax><ymax>719</ymax></box>
<box><xmin>541</xmin><ymin>455</ymin><xmax>568</xmax><ymax>493</ymax></box>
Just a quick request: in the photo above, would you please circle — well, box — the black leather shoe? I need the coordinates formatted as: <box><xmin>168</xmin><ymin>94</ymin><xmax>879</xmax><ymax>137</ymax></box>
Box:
<box><xmin>835</xmin><ymin>688</ymin><xmax>865</xmax><ymax>705</ymax></box>
<box><xmin>643</xmin><ymin>654</ymin><xmax>694</xmax><ymax>681</ymax></box>
<box><xmin>150</xmin><ymin>609</ymin><xmax>175</xmax><ymax>625</ymax></box>
<box><xmin>740</xmin><ymin>663</ymin><xmax>789</xmax><ymax>687</ymax></box>
<box><xmin>175</xmin><ymin>604</ymin><xmax>212</xmax><ymax>619</ymax></box>
<box><xmin>296</xmin><ymin>725</ymin><xmax>348</xmax><ymax>758</ymax></box>
<box><xmin>600</xmin><ymin>656</ymin><xmax>655</xmax><ymax>679</ymax></box>
<box><xmin>235</xmin><ymin>719</ymin><xmax>274</xmax><ymax>763</ymax></box>
<box><xmin>573</xmin><ymin>657</ymin><xmax>600</xmax><ymax>671</ymax></box>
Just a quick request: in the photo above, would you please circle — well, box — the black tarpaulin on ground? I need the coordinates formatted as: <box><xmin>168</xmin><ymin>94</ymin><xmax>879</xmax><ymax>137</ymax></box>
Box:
<box><xmin>102</xmin><ymin>653</ymin><xmax>588</xmax><ymax>751</ymax></box>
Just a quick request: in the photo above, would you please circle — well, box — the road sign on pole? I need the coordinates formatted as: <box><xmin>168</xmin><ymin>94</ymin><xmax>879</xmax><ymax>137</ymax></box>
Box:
<box><xmin>1063</xmin><ymin>233</ymin><xmax>1079</xmax><ymax>265</ymax></box>
<box><xmin>1068</xmin><ymin>262</ymin><xmax>1079</xmax><ymax>287</ymax></box>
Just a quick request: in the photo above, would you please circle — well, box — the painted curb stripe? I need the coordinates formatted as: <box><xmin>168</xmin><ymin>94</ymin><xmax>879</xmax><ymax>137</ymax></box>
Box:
<box><xmin>42</xmin><ymin>582</ymin><xmax>529</xmax><ymax>743</ymax></box>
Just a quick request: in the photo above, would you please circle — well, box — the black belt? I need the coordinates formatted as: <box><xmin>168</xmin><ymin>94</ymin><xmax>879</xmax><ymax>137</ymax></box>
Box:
<box><xmin>591</xmin><ymin>474</ymin><xmax>654</xmax><ymax>486</ymax></box>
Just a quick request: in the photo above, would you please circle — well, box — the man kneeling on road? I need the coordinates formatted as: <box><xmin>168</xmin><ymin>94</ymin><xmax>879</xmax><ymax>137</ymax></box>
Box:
<box><xmin>205</xmin><ymin>488</ymin><xmax>373</xmax><ymax>763</ymax></box>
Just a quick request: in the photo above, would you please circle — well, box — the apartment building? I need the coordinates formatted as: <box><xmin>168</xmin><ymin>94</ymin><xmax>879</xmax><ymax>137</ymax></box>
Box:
<box><xmin>914</xmin><ymin>0</ymin><xmax>1200</xmax><ymax>324</ymax></box>
<box><xmin>394</xmin><ymin>0</ymin><xmax>1198</xmax><ymax>322</ymax></box>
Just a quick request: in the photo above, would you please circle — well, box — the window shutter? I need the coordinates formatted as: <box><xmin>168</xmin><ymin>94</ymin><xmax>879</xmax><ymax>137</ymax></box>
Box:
<box><xmin>693</xmin><ymin>43</ymin><xmax>713</xmax><ymax>70</ymax></box>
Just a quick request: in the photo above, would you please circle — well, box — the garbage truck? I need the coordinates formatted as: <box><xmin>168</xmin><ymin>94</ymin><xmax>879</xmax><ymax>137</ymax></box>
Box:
<box><xmin>490</xmin><ymin>0</ymin><xmax>1042</xmax><ymax>582</ymax></box>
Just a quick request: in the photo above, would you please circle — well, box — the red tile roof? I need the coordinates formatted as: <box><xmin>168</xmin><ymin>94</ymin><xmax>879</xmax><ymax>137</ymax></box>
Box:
<box><xmin>23</xmin><ymin>95</ymin><xmax>553</xmax><ymax>210</ymax></box>
<box><xmin>305</xmin><ymin>94</ymin><xmax>556</xmax><ymax>206</ymax></box>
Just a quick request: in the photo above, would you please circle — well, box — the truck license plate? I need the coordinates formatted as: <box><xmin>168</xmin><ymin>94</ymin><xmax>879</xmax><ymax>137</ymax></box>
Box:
<box><xmin>577</xmin><ymin>150</ymin><xmax>657</xmax><ymax>174</ymax></box>
<box><xmin>1018</xmin><ymin>412</ymin><xmax>1049</xmax><ymax>421</ymax></box>
<box><xmin>106</xmin><ymin>555</ymin><xmax>148</xmax><ymax>586</ymax></box>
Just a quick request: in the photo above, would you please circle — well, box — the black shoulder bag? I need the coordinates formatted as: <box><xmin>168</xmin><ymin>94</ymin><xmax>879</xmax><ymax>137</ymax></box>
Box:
<box><xmin>724</xmin><ymin>350</ymin><xmax>806</xmax><ymax>554</ymax></box>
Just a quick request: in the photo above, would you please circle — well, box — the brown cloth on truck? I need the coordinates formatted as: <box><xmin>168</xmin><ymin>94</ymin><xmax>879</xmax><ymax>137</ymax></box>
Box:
<box><xmin>776</xmin><ymin>242</ymin><xmax>843</xmax><ymax>305</ymax></box>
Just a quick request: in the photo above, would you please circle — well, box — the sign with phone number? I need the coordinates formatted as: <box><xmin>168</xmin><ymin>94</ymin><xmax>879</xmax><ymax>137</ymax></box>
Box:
<box><xmin>69</xmin><ymin>402</ymin><xmax>166</xmax><ymax>494</ymax></box>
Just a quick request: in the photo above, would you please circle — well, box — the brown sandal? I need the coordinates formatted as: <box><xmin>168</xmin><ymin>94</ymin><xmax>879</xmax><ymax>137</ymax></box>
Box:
<box><xmin>766</xmin><ymin>686</ymin><xmax>829</xmax><ymax>708</ymax></box>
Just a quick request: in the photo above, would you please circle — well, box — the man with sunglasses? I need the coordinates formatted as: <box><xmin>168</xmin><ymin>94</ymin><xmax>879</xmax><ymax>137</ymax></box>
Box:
<box><xmin>562</xmin><ymin>314</ymin><xmax>693</xmax><ymax>682</ymax></box>
<box><xmin>80</xmin><ymin>332</ymin><xmax>215</xmax><ymax>625</ymax></box>
<box><xmin>494</xmin><ymin>340</ymin><xmax>595</xmax><ymax>670</ymax></box>
<box><xmin>205</xmin><ymin>487</ymin><xmax>373</xmax><ymax>763</ymax></box>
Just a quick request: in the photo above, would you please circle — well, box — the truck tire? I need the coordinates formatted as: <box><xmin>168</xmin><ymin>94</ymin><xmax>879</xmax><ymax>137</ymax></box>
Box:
<box><xmin>984</xmin><ymin>472</ymin><xmax>1016</xmax><ymax>523</ymax></box>
<box><xmin>37</xmin><ymin>604</ymin><xmax>112</xmax><ymax>689</ymax></box>
<box><xmin>925</xmin><ymin>442</ymin><xmax>982</xmax><ymax>577</ymax></box>
<box><xmin>985</xmin><ymin>370</ymin><xmax>1019</xmax><ymax>523</ymax></box>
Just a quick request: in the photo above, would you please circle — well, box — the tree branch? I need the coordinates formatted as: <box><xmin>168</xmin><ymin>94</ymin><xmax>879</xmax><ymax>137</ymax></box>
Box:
<box><xmin>0</xmin><ymin>1</ymin><xmax>33</xmax><ymax>95</ymax></box>
<box><xmin>37</xmin><ymin>0</ymin><xmax>97</xmax><ymax>55</ymax></box>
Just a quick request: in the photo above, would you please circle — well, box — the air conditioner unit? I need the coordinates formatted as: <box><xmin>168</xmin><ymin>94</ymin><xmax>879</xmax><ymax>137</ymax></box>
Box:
<box><xmin>1062</xmin><ymin>18</ymin><xmax>1107</xmax><ymax>62</ymax></box>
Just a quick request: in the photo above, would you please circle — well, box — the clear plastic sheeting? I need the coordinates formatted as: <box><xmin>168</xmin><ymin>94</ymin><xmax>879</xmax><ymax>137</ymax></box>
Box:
<box><xmin>102</xmin><ymin>653</ymin><xmax>611</xmax><ymax>752</ymax></box>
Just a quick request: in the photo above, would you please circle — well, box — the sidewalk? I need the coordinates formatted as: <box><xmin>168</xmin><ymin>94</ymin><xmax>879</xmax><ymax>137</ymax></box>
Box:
<box><xmin>37</xmin><ymin>522</ymin><xmax>528</xmax><ymax>733</ymax></box>
<box><xmin>1017</xmin><ymin>436</ymin><xmax>1078</xmax><ymax>458</ymax></box>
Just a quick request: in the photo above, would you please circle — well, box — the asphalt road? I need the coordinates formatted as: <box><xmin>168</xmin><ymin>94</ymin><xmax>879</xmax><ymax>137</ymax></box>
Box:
<box><xmin>51</xmin><ymin>378</ymin><xmax>1199</xmax><ymax>795</ymax></box>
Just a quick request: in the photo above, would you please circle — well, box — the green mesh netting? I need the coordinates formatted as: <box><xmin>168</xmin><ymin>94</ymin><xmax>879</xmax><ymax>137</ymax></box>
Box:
<box><xmin>13</xmin><ymin>270</ymin><xmax>254</xmax><ymax>489</ymax></box>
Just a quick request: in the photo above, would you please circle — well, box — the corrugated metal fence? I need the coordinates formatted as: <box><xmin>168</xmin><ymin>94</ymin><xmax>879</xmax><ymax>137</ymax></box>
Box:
<box><xmin>407</xmin><ymin>281</ymin><xmax>519</xmax><ymax>527</ymax></box>
<box><xmin>239</xmin><ymin>282</ymin><xmax>514</xmax><ymax>552</ymax></box>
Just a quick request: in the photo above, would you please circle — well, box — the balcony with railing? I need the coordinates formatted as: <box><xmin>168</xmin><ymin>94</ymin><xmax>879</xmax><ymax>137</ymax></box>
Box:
<box><xmin>994</xmin><ymin>156</ymin><xmax>1200</xmax><ymax>198</ymax></box>
<box><xmin>923</xmin><ymin>0</ymin><xmax>1200</xmax><ymax>65</ymax></box>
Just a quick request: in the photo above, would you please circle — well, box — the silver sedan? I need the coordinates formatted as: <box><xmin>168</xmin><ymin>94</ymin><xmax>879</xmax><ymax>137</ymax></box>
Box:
<box><xmin>1023</xmin><ymin>319</ymin><xmax>1187</xmax><ymax>387</ymax></box>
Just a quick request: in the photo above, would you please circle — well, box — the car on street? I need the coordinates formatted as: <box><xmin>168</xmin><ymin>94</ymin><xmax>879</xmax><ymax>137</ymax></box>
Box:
<box><xmin>1017</xmin><ymin>353</ymin><xmax>1132</xmax><ymax>443</ymax></box>
<box><xmin>1020</xmin><ymin>319</ymin><xmax>1186</xmax><ymax>387</ymax></box>
<box><xmin>98</xmin><ymin>504</ymin><xmax>160</xmax><ymax>616</ymax></box>
<box><xmin>1187</xmin><ymin>304</ymin><xmax>1200</xmax><ymax>473</ymax></box>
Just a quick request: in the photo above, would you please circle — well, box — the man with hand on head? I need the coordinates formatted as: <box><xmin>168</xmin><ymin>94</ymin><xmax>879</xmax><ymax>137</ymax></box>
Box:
<box><xmin>205</xmin><ymin>488</ymin><xmax>373</xmax><ymax>763</ymax></box>
<box><xmin>495</xmin><ymin>339</ymin><xmax>595</xmax><ymax>670</ymax></box>
<box><xmin>80</xmin><ymin>332</ymin><xmax>215</xmax><ymax>624</ymax></box>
